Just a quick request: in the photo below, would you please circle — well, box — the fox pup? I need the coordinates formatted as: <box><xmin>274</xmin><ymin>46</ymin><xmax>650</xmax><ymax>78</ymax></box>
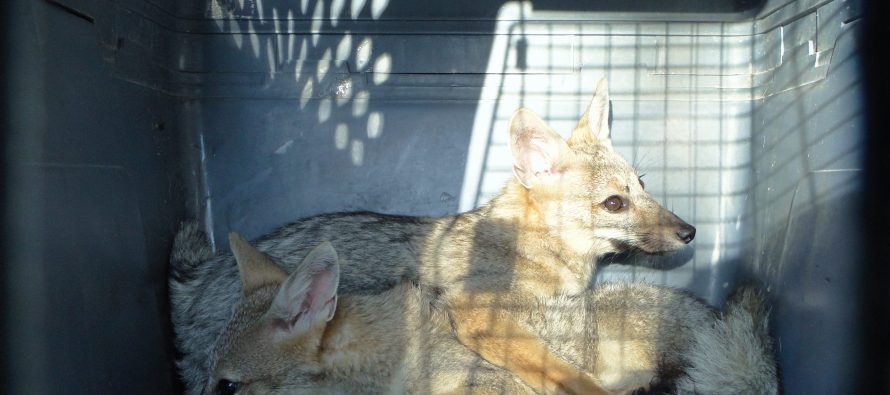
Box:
<box><xmin>198</xmin><ymin>231</ymin><xmax>777</xmax><ymax>394</ymax></box>
<box><xmin>171</xmin><ymin>79</ymin><xmax>696</xmax><ymax>394</ymax></box>
<box><xmin>208</xmin><ymin>232</ymin><xmax>533</xmax><ymax>395</ymax></box>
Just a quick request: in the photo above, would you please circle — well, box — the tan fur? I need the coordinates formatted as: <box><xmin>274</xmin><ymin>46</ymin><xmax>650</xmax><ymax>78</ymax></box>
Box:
<box><xmin>210</xmin><ymin>238</ymin><xmax>533</xmax><ymax>394</ymax></box>
<box><xmin>229</xmin><ymin>233</ymin><xmax>288</xmax><ymax>293</ymax></box>
<box><xmin>392</xmin><ymin>80</ymin><xmax>695</xmax><ymax>393</ymax></box>
<box><xmin>451</xmin><ymin>293</ymin><xmax>608</xmax><ymax>395</ymax></box>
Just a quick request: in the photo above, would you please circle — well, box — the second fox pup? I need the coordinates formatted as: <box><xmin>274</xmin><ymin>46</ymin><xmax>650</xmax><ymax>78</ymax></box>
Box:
<box><xmin>200</xmin><ymin>231</ymin><xmax>776</xmax><ymax>394</ymax></box>
<box><xmin>171</xmin><ymin>79</ymin><xmax>696</xmax><ymax>395</ymax></box>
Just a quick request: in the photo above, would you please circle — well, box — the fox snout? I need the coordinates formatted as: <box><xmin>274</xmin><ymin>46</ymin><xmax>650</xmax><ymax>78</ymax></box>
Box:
<box><xmin>659</xmin><ymin>209</ymin><xmax>696</xmax><ymax>249</ymax></box>
<box><xmin>623</xmin><ymin>206</ymin><xmax>697</xmax><ymax>254</ymax></box>
<box><xmin>676</xmin><ymin>221</ymin><xmax>696</xmax><ymax>244</ymax></box>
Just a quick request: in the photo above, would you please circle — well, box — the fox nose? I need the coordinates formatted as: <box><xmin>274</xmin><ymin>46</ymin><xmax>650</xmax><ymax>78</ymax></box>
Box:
<box><xmin>676</xmin><ymin>225</ymin><xmax>696</xmax><ymax>244</ymax></box>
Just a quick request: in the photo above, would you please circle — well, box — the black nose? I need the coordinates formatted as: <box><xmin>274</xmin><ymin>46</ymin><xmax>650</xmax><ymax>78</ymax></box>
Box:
<box><xmin>676</xmin><ymin>225</ymin><xmax>696</xmax><ymax>244</ymax></box>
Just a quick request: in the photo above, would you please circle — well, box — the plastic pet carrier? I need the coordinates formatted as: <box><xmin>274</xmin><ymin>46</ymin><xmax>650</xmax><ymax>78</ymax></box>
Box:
<box><xmin>3</xmin><ymin>0</ymin><xmax>886</xmax><ymax>393</ymax></box>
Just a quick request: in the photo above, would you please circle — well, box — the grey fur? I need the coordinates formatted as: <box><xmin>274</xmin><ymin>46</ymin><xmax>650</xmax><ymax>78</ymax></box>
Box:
<box><xmin>674</xmin><ymin>286</ymin><xmax>778</xmax><ymax>394</ymax></box>
<box><xmin>169</xmin><ymin>221</ymin><xmax>222</xmax><ymax>392</ymax></box>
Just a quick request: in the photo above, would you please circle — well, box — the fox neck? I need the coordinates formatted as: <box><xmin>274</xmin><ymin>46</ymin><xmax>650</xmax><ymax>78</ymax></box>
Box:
<box><xmin>480</xmin><ymin>180</ymin><xmax>610</xmax><ymax>290</ymax></box>
<box><xmin>316</xmin><ymin>296</ymin><xmax>399</xmax><ymax>379</ymax></box>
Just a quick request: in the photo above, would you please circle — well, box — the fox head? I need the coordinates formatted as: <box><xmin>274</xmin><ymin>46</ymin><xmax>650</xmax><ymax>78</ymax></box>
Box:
<box><xmin>205</xmin><ymin>234</ymin><xmax>340</xmax><ymax>395</ymax></box>
<box><xmin>507</xmin><ymin>78</ymin><xmax>695</xmax><ymax>257</ymax></box>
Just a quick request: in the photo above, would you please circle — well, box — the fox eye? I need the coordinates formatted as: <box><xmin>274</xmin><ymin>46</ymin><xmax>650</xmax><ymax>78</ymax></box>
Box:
<box><xmin>603</xmin><ymin>195</ymin><xmax>625</xmax><ymax>212</ymax></box>
<box><xmin>638</xmin><ymin>176</ymin><xmax>645</xmax><ymax>189</ymax></box>
<box><xmin>216</xmin><ymin>379</ymin><xmax>242</xmax><ymax>395</ymax></box>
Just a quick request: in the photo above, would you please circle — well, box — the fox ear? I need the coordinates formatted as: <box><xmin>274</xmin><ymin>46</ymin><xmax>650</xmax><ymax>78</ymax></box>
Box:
<box><xmin>267</xmin><ymin>242</ymin><xmax>340</xmax><ymax>339</ymax></box>
<box><xmin>229</xmin><ymin>232</ymin><xmax>289</xmax><ymax>294</ymax></box>
<box><xmin>571</xmin><ymin>78</ymin><xmax>612</xmax><ymax>150</ymax></box>
<box><xmin>509</xmin><ymin>108</ymin><xmax>570</xmax><ymax>188</ymax></box>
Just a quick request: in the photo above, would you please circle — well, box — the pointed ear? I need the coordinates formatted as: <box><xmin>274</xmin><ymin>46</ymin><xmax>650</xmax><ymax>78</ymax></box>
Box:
<box><xmin>267</xmin><ymin>242</ymin><xmax>340</xmax><ymax>339</ymax></box>
<box><xmin>570</xmin><ymin>78</ymin><xmax>612</xmax><ymax>150</ymax></box>
<box><xmin>508</xmin><ymin>108</ymin><xmax>570</xmax><ymax>188</ymax></box>
<box><xmin>229</xmin><ymin>232</ymin><xmax>289</xmax><ymax>294</ymax></box>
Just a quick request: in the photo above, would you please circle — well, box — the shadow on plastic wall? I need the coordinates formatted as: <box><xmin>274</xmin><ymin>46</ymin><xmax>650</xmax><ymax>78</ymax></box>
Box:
<box><xmin>194</xmin><ymin>0</ymin><xmax>505</xmax><ymax>245</ymax></box>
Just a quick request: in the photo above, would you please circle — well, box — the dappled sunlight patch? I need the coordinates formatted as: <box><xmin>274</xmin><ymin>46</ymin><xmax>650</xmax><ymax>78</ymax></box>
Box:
<box><xmin>230</xmin><ymin>19</ymin><xmax>242</xmax><ymax>49</ymax></box>
<box><xmin>371</xmin><ymin>0</ymin><xmax>387</xmax><ymax>19</ymax></box>
<box><xmin>266</xmin><ymin>40</ymin><xmax>276</xmax><ymax>76</ymax></box>
<box><xmin>318</xmin><ymin>98</ymin><xmax>333</xmax><ymax>123</ymax></box>
<box><xmin>356</xmin><ymin>37</ymin><xmax>373</xmax><ymax>70</ymax></box>
<box><xmin>209</xmin><ymin>0</ymin><xmax>394</xmax><ymax>168</ymax></box>
<box><xmin>367</xmin><ymin>112</ymin><xmax>383</xmax><ymax>139</ymax></box>
<box><xmin>335</xmin><ymin>78</ymin><xmax>353</xmax><ymax>103</ymax></box>
<box><xmin>373</xmin><ymin>53</ymin><xmax>391</xmax><ymax>85</ymax></box>
<box><xmin>335</xmin><ymin>124</ymin><xmax>350</xmax><ymax>150</ymax></box>
<box><xmin>287</xmin><ymin>11</ymin><xmax>296</xmax><ymax>61</ymax></box>
<box><xmin>351</xmin><ymin>0</ymin><xmax>368</xmax><ymax>19</ymax></box>
<box><xmin>257</xmin><ymin>0</ymin><xmax>266</xmax><ymax>19</ymax></box>
<box><xmin>311</xmin><ymin>1</ymin><xmax>324</xmax><ymax>46</ymax></box>
<box><xmin>275</xmin><ymin>140</ymin><xmax>294</xmax><ymax>155</ymax></box>
<box><xmin>336</xmin><ymin>34</ymin><xmax>353</xmax><ymax>67</ymax></box>
<box><xmin>300</xmin><ymin>79</ymin><xmax>313</xmax><ymax>109</ymax></box>
<box><xmin>352</xmin><ymin>91</ymin><xmax>369</xmax><ymax>117</ymax></box>
<box><xmin>271</xmin><ymin>8</ymin><xmax>283</xmax><ymax>66</ymax></box>
<box><xmin>351</xmin><ymin>139</ymin><xmax>364</xmax><ymax>166</ymax></box>
<box><xmin>298</xmin><ymin>37</ymin><xmax>308</xmax><ymax>60</ymax></box>
<box><xmin>317</xmin><ymin>48</ymin><xmax>332</xmax><ymax>81</ymax></box>
<box><xmin>248</xmin><ymin>20</ymin><xmax>260</xmax><ymax>58</ymax></box>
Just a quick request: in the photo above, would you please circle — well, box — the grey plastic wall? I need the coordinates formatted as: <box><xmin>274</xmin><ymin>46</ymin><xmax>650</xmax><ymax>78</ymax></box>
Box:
<box><xmin>5</xmin><ymin>1</ymin><xmax>187</xmax><ymax>393</ymax></box>
<box><xmin>750</xmin><ymin>1</ymin><xmax>864</xmax><ymax>392</ymax></box>
<box><xmin>3</xmin><ymin>0</ymin><xmax>866</xmax><ymax>393</ymax></box>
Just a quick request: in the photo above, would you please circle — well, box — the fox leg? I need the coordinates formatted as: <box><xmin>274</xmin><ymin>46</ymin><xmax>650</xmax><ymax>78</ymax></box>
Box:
<box><xmin>449</xmin><ymin>294</ymin><xmax>610</xmax><ymax>395</ymax></box>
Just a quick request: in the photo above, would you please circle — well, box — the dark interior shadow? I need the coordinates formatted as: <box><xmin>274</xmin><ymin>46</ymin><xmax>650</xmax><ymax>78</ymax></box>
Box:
<box><xmin>600</xmin><ymin>245</ymin><xmax>697</xmax><ymax>271</ymax></box>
